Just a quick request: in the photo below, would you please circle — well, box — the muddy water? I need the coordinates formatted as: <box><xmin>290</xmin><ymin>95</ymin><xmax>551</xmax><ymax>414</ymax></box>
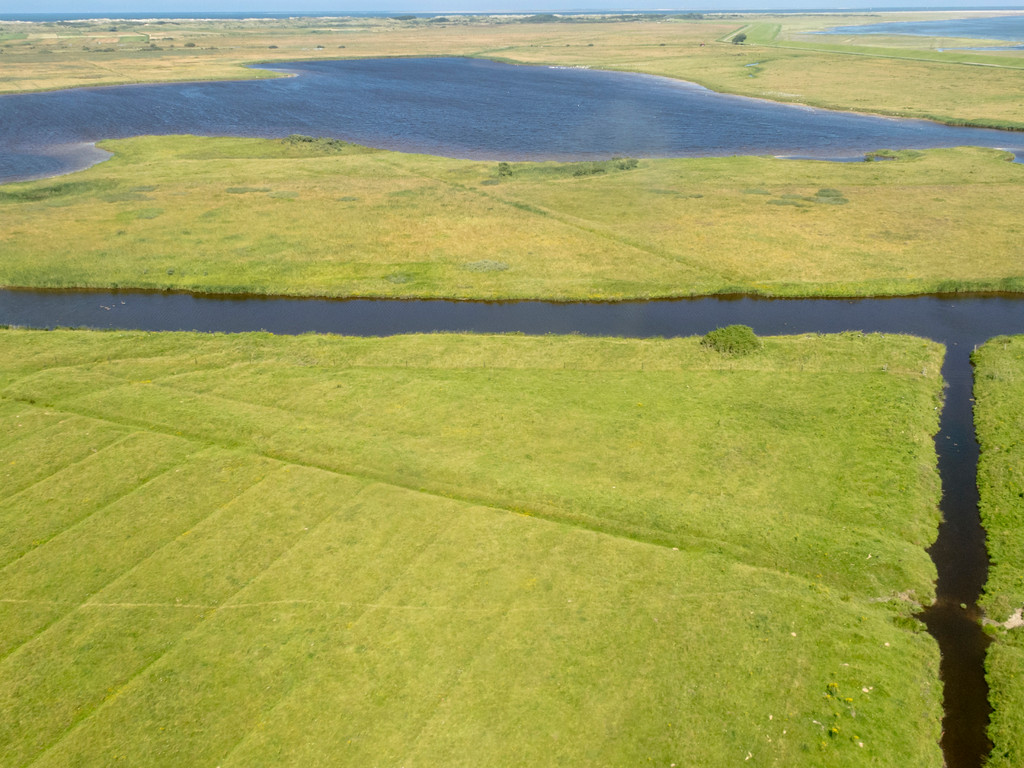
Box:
<box><xmin>3</xmin><ymin>288</ymin><xmax>1024</xmax><ymax>768</ymax></box>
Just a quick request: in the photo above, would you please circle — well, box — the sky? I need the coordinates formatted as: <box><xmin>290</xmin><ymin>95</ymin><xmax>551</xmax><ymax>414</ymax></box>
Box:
<box><xmin>2</xmin><ymin>0</ymin><xmax>1021</xmax><ymax>16</ymax></box>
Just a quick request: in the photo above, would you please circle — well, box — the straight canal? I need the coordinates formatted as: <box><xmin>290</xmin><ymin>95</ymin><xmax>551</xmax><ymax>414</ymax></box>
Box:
<box><xmin>3</xmin><ymin>288</ymin><xmax>1024</xmax><ymax>768</ymax></box>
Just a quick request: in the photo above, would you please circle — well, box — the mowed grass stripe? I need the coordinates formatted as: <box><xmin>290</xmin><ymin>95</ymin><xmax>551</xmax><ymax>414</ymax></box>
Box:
<box><xmin>0</xmin><ymin>461</ymin><xmax>345</xmax><ymax>766</ymax></box>
<box><xmin>9</xmin><ymin>371</ymin><xmax>758</xmax><ymax>559</ymax></box>
<box><xmin>0</xmin><ymin>605</ymin><xmax>207</xmax><ymax>767</ymax></box>
<box><xmin>0</xmin><ymin>448</ymin><xmax>270</xmax><ymax>659</ymax></box>
<box><xmin>164</xmin><ymin>364</ymin><xmax>939</xmax><ymax>595</ymax></box>
<box><xmin>3</xmin><ymin>366</ymin><xmax>137</xmax><ymax>409</ymax></box>
<box><xmin>0</xmin><ymin>430</ymin><xmax>197</xmax><ymax>569</ymax></box>
<box><xmin>0</xmin><ymin>408</ymin><xmax>128</xmax><ymax>500</ymax></box>
<box><xmin>95</xmin><ymin>465</ymin><xmax>368</xmax><ymax>607</ymax></box>
<box><xmin>27</xmin><ymin>479</ymin><xmax>461</xmax><ymax>768</ymax></box>
<box><xmin>158</xmin><ymin>489</ymin><xmax>934</xmax><ymax>768</ymax></box>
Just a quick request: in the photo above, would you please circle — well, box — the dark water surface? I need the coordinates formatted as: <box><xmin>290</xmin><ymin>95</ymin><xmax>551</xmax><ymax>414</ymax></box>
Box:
<box><xmin>3</xmin><ymin>57</ymin><xmax>1024</xmax><ymax>182</ymax></box>
<box><xmin>3</xmin><ymin>288</ymin><xmax>1024</xmax><ymax>768</ymax></box>
<box><xmin>820</xmin><ymin>15</ymin><xmax>1024</xmax><ymax>41</ymax></box>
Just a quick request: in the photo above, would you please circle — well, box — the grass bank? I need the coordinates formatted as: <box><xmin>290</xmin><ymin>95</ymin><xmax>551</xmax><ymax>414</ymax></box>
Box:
<box><xmin>973</xmin><ymin>336</ymin><xmax>1024</xmax><ymax>768</ymax></box>
<box><xmin>1</xmin><ymin>14</ymin><xmax>1022</xmax><ymax>129</ymax></box>
<box><xmin>0</xmin><ymin>328</ymin><xmax>945</xmax><ymax>765</ymax></box>
<box><xmin>1</xmin><ymin>136</ymin><xmax>1022</xmax><ymax>300</ymax></box>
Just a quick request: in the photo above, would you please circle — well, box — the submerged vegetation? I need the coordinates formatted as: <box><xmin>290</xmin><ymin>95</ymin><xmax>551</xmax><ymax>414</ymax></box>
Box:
<box><xmin>0</xmin><ymin>328</ymin><xmax>946</xmax><ymax>765</ymax></box>
<box><xmin>973</xmin><ymin>336</ymin><xmax>1024</xmax><ymax>768</ymax></box>
<box><xmin>0</xmin><ymin>136</ymin><xmax>1021</xmax><ymax>299</ymax></box>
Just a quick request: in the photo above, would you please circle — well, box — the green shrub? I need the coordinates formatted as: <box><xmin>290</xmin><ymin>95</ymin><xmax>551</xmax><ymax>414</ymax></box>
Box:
<box><xmin>701</xmin><ymin>325</ymin><xmax>762</xmax><ymax>355</ymax></box>
<box><xmin>572</xmin><ymin>162</ymin><xmax>607</xmax><ymax>177</ymax></box>
<box><xmin>282</xmin><ymin>135</ymin><xmax>350</xmax><ymax>153</ymax></box>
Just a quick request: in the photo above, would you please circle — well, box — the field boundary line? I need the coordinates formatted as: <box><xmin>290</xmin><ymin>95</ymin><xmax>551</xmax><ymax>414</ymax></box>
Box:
<box><xmin>3</xmin><ymin>383</ymin><xmax>895</xmax><ymax>593</ymax></box>
<box><xmin>2</xmin><ymin>591</ymin><xmax>750</xmax><ymax>612</ymax></box>
<box><xmin>372</xmin><ymin>155</ymin><xmax>736</xmax><ymax>283</ymax></box>
<box><xmin>4</xmin><ymin>385</ymin><xmax>758</xmax><ymax>562</ymax></box>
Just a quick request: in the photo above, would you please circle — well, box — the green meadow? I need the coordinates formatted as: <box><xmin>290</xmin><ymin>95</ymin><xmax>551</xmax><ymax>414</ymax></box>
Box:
<box><xmin>2</xmin><ymin>136</ymin><xmax>1022</xmax><ymax>299</ymax></box>
<box><xmin>973</xmin><ymin>336</ymin><xmax>1024</xmax><ymax>768</ymax></box>
<box><xmin>0</xmin><ymin>328</ymin><xmax>945</xmax><ymax>766</ymax></box>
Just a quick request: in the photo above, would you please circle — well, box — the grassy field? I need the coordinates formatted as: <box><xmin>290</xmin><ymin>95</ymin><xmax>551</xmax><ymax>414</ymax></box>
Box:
<box><xmin>973</xmin><ymin>336</ymin><xmax>1024</xmax><ymax>768</ymax></box>
<box><xmin>1</xmin><ymin>135</ymin><xmax>1022</xmax><ymax>299</ymax></box>
<box><xmin>1</xmin><ymin>13</ymin><xmax>1023</xmax><ymax>128</ymax></box>
<box><xmin>0</xmin><ymin>328</ymin><xmax>946</xmax><ymax>766</ymax></box>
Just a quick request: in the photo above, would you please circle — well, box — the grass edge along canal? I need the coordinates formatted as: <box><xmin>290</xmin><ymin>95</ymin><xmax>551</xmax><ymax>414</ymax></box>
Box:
<box><xmin>0</xmin><ymin>328</ymin><xmax>945</xmax><ymax>766</ymax></box>
<box><xmin>973</xmin><ymin>336</ymin><xmax>1024</xmax><ymax>768</ymax></box>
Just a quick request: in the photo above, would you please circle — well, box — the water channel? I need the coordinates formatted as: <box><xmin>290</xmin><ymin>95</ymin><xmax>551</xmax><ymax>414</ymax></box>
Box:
<box><xmin>3</xmin><ymin>288</ymin><xmax>1024</xmax><ymax>767</ymax></box>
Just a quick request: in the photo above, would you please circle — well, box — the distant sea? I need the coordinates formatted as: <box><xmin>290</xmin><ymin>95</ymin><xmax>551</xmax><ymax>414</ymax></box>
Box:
<box><xmin>4</xmin><ymin>7</ymin><xmax>1024</xmax><ymax>22</ymax></box>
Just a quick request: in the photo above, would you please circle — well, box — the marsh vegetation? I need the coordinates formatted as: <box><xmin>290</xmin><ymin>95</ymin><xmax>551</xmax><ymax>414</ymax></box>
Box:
<box><xmin>1</xmin><ymin>136</ymin><xmax>1021</xmax><ymax>300</ymax></box>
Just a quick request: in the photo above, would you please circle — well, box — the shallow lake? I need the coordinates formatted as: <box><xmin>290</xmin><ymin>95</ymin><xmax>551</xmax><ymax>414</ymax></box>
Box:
<box><xmin>818</xmin><ymin>15</ymin><xmax>1024</xmax><ymax>42</ymax></box>
<box><xmin>3</xmin><ymin>57</ymin><xmax>1024</xmax><ymax>182</ymax></box>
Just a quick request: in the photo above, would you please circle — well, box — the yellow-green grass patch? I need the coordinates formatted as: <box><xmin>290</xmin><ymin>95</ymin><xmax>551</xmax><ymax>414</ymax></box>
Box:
<box><xmin>1</xmin><ymin>136</ymin><xmax>1022</xmax><ymax>299</ymax></box>
<box><xmin>0</xmin><ymin>328</ymin><xmax>945</xmax><ymax>765</ymax></box>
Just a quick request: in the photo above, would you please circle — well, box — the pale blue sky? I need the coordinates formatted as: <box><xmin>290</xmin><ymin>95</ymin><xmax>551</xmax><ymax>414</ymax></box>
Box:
<box><xmin>2</xmin><ymin>0</ymin><xmax>1021</xmax><ymax>15</ymax></box>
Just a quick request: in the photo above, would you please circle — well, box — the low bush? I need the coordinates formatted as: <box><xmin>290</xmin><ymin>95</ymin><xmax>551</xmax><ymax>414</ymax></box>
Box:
<box><xmin>281</xmin><ymin>135</ymin><xmax>351</xmax><ymax>153</ymax></box>
<box><xmin>701</xmin><ymin>324</ymin><xmax>762</xmax><ymax>355</ymax></box>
